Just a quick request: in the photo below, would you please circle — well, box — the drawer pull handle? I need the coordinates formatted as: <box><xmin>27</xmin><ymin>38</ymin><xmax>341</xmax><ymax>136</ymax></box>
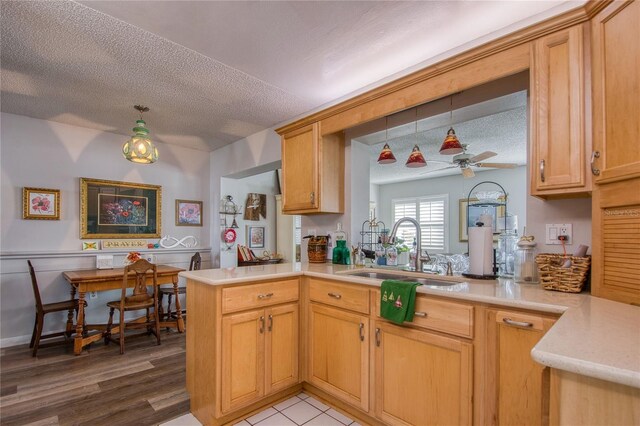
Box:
<box><xmin>259</xmin><ymin>316</ymin><xmax>265</xmax><ymax>334</ymax></box>
<box><xmin>359</xmin><ymin>322</ymin><xmax>365</xmax><ymax>342</ymax></box>
<box><xmin>591</xmin><ymin>151</ymin><xmax>601</xmax><ymax>176</ymax></box>
<box><xmin>328</xmin><ymin>292</ymin><xmax>342</xmax><ymax>299</ymax></box>
<box><xmin>258</xmin><ymin>293</ymin><xmax>274</xmax><ymax>300</ymax></box>
<box><xmin>502</xmin><ymin>317</ymin><xmax>533</xmax><ymax>328</ymax></box>
<box><xmin>268</xmin><ymin>314</ymin><xmax>273</xmax><ymax>332</ymax></box>
<box><xmin>414</xmin><ymin>311</ymin><xmax>428</xmax><ymax>318</ymax></box>
<box><xmin>540</xmin><ymin>159</ymin><xmax>545</xmax><ymax>183</ymax></box>
<box><xmin>375</xmin><ymin>328</ymin><xmax>381</xmax><ymax>347</ymax></box>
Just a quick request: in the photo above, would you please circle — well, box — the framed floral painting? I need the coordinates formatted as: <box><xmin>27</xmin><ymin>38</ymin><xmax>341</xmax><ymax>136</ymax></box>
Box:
<box><xmin>247</xmin><ymin>225</ymin><xmax>265</xmax><ymax>249</ymax></box>
<box><xmin>80</xmin><ymin>178</ymin><xmax>161</xmax><ymax>239</ymax></box>
<box><xmin>176</xmin><ymin>199</ymin><xmax>203</xmax><ymax>226</ymax></box>
<box><xmin>23</xmin><ymin>187</ymin><xmax>60</xmax><ymax>220</ymax></box>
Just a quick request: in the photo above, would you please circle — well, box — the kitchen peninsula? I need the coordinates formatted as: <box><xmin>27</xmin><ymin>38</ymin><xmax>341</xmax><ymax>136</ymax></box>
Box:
<box><xmin>181</xmin><ymin>263</ymin><xmax>640</xmax><ymax>426</ymax></box>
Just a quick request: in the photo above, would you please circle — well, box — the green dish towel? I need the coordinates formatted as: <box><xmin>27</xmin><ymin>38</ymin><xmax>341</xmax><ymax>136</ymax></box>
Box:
<box><xmin>380</xmin><ymin>280</ymin><xmax>421</xmax><ymax>324</ymax></box>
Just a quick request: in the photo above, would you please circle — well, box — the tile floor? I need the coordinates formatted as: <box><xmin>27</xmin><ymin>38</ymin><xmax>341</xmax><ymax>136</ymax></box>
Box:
<box><xmin>161</xmin><ymin>393</ymin><xmax>361</xmax><ymax>426</ymax></box>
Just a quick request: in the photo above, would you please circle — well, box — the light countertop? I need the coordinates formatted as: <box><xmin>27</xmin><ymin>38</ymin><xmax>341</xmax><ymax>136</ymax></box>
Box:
<box><xmin>181</xmin><ymin>262</ymin><xmax>640</xmax><ymax>389</ymax></box>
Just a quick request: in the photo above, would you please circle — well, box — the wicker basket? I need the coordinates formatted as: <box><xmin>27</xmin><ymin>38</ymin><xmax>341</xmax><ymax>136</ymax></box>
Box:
<box><xmin>535</xmin><ymin>253</ymin><xmax>591</xmax><ymax>293</ymax></box>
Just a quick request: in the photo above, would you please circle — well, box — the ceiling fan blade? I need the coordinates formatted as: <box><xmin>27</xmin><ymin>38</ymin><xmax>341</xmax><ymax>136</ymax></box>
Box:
<box><xmin>418</xmin><ymin>165</ymin><xmax>458</xmax><ymax>175</ymax></box>
<box><xmin>469</xmin><ymin>151</ymin><xmax>497</xmax><ymax>163</ymax></box>
<box><xmin>462</xmin><ymin>167</ymin><xmax>475</xmax><ymax>178</ymax></box>
<box><xmin>475</xmin><ymin>162</ymin><xmax>517</xmax><ymax>168</ymax></box>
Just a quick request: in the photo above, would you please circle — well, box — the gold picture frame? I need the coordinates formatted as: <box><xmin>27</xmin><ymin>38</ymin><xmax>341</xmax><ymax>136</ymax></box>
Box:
<box><xmin>459</xmin><ymin>197</ymin><xmax>506</xmax><ymax>242</ymax></box>
<box><xmin>23</xmin><ymin>187</ymin><xmax>60</xmax><ymax>220</ymax></box>
<box><xmin>80</xmin><ymin>178</ymin><xmax>161</xmax><ymax>239</ymax></box>
<box><xmin>175</xmin><ymin>199</ymin><xmax>203</xmax><ymax>226</ymax></box>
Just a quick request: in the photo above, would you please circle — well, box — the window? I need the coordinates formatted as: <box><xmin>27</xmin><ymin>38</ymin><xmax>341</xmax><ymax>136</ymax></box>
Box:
<box><xmin>294</xmin><ymin>215</ymin><xmax>302</xmax><ymax>262</ymax></box>
<box><xmin>392</xmin><ymin>195</ymin><xmax>448</xmax><ymax>252</ymax></box>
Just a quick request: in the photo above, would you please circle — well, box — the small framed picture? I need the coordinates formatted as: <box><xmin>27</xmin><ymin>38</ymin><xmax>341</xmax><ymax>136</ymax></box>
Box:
<box><xmin>23</xmin><ymin>187</ymin><xmax>60</xmax><ymax>220</ymax></box>
<box><xmin>247</xmin><ymin>226</ymin><xmax>265</xmax><ymax>249</ymax></box>
<box><xmin>176</xmin><ymin>199</ymin><xmax>203</xmax><ymax>226</ymax></box>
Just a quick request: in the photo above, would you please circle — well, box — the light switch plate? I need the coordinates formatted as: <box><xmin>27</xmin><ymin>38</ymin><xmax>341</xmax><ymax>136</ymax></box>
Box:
<box><xmin>545</xmin><ymin>223</ymin><xmax>572</xmax><ymax>245</ymax></box>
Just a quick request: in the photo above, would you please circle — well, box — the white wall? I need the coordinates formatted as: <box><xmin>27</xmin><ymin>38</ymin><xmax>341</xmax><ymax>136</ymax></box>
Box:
<box><xmin>220</xmin><ymin>171</ymin><xmax>279</xmax><ymax>268</ymax></box>
<box><xmin>0</xmin><ymin>112</ymin><xmax>212</xmax><ymax>344</ymax></box>
<box><xmin>210</xmin><ymin>129</ymin><xmax>281</xmax><ymax>267</ymax></box>
<box><xmin>377</xmin><ymin>167</ymin><xmax>527</xmax><ymax>254</ymax></box>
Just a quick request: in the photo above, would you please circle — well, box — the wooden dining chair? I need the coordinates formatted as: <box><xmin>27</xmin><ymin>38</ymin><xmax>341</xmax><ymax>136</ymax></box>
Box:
<box><xmin>27</xmin><ymin>260</ymin><xmax>86</xmax><ymax>357</ymax></box>
<box><xmin>104</xmin><ymin>259</ymin><xmax>160</xmax><ymax>354</ymax></box>
<box><xmin>159</xmin><ymin>252</ymin><xmax>200</xmax><ymax>323</ymax></box>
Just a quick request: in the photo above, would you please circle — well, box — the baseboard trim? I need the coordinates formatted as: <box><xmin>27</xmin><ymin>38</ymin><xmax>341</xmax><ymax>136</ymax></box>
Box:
<box><xmin>1</xmin><ymin>333</ymin><xmax>32</xmax><ymax>348</ymax></box>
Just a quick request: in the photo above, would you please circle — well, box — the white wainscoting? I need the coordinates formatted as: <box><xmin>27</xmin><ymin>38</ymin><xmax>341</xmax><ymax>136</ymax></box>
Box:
<box><xmin>0</xmin><ymin>248</ymin><xmax>211</xmax><ymax>347</ymax></box>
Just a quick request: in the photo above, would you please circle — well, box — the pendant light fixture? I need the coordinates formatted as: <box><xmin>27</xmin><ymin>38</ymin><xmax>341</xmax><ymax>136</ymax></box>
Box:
<box><xmin>377</xmin><ymin>117</ymin><xmax>396</xmax><ymax>164</ymax></box>
<box><xmin>122</xmin><ymin>105</ymin><xmax>159</xmax><ymax>164</ymax></box>
<box><xmin>439</xmin><ymin>95</ymin><xmax>464</xmax><ymax>155</ymax></box>
<box><xmin>405</xmin><ymin>109</ymin><xmax>426</xmax><ymax>168</ymax></box>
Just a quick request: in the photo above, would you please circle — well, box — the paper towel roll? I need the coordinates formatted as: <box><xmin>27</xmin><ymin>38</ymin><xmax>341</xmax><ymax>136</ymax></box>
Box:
<box><xmin>469</xmin><ymin>226</ymin><xmax>494</xmax><ymax>275</ymax></box>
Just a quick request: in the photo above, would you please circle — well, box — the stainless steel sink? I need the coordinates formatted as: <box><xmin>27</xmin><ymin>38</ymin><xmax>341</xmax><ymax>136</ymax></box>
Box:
<box><xmin>343</xmin><ymin>270</ymin><xmax>459</xmax><ymax>286</ymax></box>
<box><xmin>346</xmin><ymin>271</ymin><xmax>408</xmax><ymax>280</ymax></box>
<box><xmin>399</xmin><ymin>277</ymin><xmax>458</xmax><ymax>286</ymax></box>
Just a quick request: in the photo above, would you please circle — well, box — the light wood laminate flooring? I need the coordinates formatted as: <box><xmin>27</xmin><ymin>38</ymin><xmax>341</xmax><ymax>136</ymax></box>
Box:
<box><xmin>0</xmin><ymin>331</ymin><xmax>189</xmax><ymax>426</ymax></box>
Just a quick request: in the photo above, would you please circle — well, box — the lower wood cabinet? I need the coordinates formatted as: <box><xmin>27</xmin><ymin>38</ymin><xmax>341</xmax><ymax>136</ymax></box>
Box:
<box><xmin>308</xmin><ymin>303</ymin><xmax>369</xmax><ymax>411</ymax></box>
<box><xmin>222</xmin><ymin>303</ymin><xmax>299</xmax><ymax>413</ymax></box>
<box><xmin>486</xmin><ymin>309</ymin><xmax>556</xmax><ymax>426</ymax></box>
<box><xmin>374</xmin><ymin>321</ymin><xmax>473</xmax><ymax>426</ymax></box>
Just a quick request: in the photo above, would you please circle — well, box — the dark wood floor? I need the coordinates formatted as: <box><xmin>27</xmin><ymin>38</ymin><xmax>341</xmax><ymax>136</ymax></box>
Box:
<box><xmin>0</xmin><ymin>330</ymin><xmax>189</xmax><ymax>426</ymax></box>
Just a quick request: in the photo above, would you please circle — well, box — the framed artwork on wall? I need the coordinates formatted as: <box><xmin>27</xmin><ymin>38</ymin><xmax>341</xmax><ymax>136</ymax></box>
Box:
<box><xmin>80</xmin><ymin>178</ymin><xmax>161</xmax><ymax>239</ymax></box>
<box><xmin>23</xmin><ymin>187</ymin><xmax>60</xmax><ymax>220</ymax></box>
<box><xmin>247</xmin><ymin>225</ymin><xmax>265</xmax><ymax>249</ymax></box>
<box><xmin>459</xmin><ymin>198</ymin><xmax>505</xmax><ymax>242</ymax></box>
<box><xmin>175</xmin><ymin>199</ymin><xmax>203</xmax><ymax>226</ymax></box>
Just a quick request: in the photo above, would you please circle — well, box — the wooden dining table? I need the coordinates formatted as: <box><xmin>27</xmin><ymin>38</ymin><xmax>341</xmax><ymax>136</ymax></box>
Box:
<box><xmin>62</xmin><ymin>265</ymin><xmax>185</xmax><ymax>355</ymax></box>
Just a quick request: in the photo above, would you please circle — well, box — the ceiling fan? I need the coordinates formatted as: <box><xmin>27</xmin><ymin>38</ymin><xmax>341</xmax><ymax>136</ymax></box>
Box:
<box><xmin>421</xmin><ymin>144</ymin><xmax>518</xmax><ymax>178</ymax></box>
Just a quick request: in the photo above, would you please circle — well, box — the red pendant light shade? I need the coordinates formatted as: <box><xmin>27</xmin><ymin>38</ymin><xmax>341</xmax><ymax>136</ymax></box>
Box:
<box><xmin>405</xmin><ymin>145</ymin><xmax>427</xmax><ymax>168</ymax></box>
<box><xmin>377</xmin><ymin>143</ymin><xmax>397</xmax><ymax>164</ymax></box>
<box><xmin>439</xmin><ymin>127</ymin><xmax>464</xmax><ymax>155</ymax></box>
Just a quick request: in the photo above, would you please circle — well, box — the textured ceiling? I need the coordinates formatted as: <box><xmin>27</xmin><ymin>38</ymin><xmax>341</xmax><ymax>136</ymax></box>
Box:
<box><xmin>358</xmin><ymin>92</ymin><xmax>528</xmax><ymax>184</ymax></box>
<box><xmin>1</xmin><ymin>1</ymin><xmax>583</xmax><ymax>151</ymax></box>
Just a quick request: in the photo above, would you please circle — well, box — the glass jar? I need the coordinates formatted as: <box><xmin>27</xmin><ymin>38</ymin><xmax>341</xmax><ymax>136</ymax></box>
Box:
<box><xmin>514</xmin><ymin>239</ymin><xmax>538</xmax><ymax>283</ymax></box>
<box><xmin>497</xmin><ymin>230</ymin><xmax>518</xmax><ymax>277</ymax></box>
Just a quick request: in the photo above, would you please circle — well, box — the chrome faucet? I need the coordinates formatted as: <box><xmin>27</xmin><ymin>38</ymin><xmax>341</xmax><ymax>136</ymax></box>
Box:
<box><xmin>389</xmin><ymin>217</ymin><xmax>431</xmax><ymax>272</ymax></box>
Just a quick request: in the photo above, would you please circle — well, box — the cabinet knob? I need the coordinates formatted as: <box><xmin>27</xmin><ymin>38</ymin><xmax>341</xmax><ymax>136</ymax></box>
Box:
<box><xmin>375</xmin><ymin>328</ymin><xmax>381</xmax><ymax>347</ymax></box>
<box><xmin>414</xmin><ymin>311</ymin><xmax>428</xmax><ymax>318</ymax></box>
<box><xmin>257</xmin><ymin>293</ymin><xmax>274</xmax><ymax>300</ymax></box>
<box><xmin>310</xmin><ymin>191</ymin><xmax>315</xmax><ymax>204</ymax></box>
<box><xmin>502</xmin><ymin>317</ymin><xmax>533</xmax><ymax>328</ymax></box>
<box><xmin>268</xmin><ymin>314</ymin><xmax>273</xmax><ymax>332</ymax></box>
<box><xmin>540</xmin><ymin>159</ymin><xmax>545</xmax><ymax>183</ymax></box>
<box><xmin>327</xmin><ymin>292</ymin><xmax>342</xmax><ymax>299</ymax></box>
<box><xmin>591</xmin><ymin>151</ymin><xmax>601</xmax><ymax>176</ymax></box>
<box><xmin>259</xmin><ymin>316</ymin><xmax>265</xmax><ymax>333</ymax></box>
<box><xmin>359</xmin><ymin>322</ymin><xmax>365</xmax><ymax>342</ymax></box>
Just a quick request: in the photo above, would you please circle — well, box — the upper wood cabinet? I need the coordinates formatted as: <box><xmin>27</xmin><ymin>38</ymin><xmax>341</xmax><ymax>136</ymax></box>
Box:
<box><xmin>530</xmin><ymin>24</ymin><xmax>591</xmax><ymax>197</ymax></box>
<box><xmin>281</xmin><ymin>122</ymin><xmax>344</xmax><ymax>214</ymax></box>
<box><xmin>590</xmin><ymin>0</ymin><xmax>640</xmax><ymax>184</ymax></box>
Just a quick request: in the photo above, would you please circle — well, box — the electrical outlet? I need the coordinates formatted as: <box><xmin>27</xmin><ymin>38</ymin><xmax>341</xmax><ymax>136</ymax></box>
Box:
<box><xmin>90</xmin><ymin>291</ymin><xmax>98</xmax><ymax>299</ymax></box>
<box><xmin>545</xmin><ymin>223</ymin><xmax>573</xmax><ymax>245</ymax></box>
<box><xmin>144</xmin><ymin>254</ymin><xmax>156</xmax><ymax>263</ymax></box>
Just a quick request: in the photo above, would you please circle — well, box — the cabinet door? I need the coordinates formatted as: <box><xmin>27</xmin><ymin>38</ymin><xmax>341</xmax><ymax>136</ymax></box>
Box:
<box><xmin>531</xmin><ymin>25</ymin><xmax>589</xmax><ymax>196</ymax></box>
<box><xmin>308</xmin><ymin>303</ymin><xmax>369</xmax><ymax>411</ymax></box>
<box><xmin>282</xmin><ymin>123</ymin><xmax>319</xmax><ymax>212</ymax></box>
<box><xmin>374</xmin><ymin>322</ymin><xmax>473</xmax><ymax>426</ymax></box>
<box><xmin>591</xmin><ymin>0</ymin><xmax>640</xmax><ymax>184</ymax></box>
<box><xmin>591</xmin><ymin>177</ymin><xmax>640</xmax><ymax>304</ymax></box>
<box><xmin>488</xmin><ymin>310</ymin><xmax>555</xmax><ymax>426</ymax></box>
<box><xmin>221</xmin><ymin>310</ymin><xmax>264</xmax><ymax>413</ymax></box>
<box><xmin>265</xmin><ymin>304</ymin><xmax>299</xmax><ymax>395</ymax></box>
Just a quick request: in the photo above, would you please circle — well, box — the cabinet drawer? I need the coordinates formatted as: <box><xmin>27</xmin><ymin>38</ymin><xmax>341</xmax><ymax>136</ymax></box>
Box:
<box><xmin>222</xmin><ymin>279</ymin><xmax>299</xmax><ymax>314</ymax></box>
<box><xmin>309</xmin><ymin>279</ymin><xmax>370</xmax><ymax>314</ymax></box>
<box><xmin>375</xmin><ymin>291</ymin><xmax>473</xmax><ymax>338</ymax></box>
